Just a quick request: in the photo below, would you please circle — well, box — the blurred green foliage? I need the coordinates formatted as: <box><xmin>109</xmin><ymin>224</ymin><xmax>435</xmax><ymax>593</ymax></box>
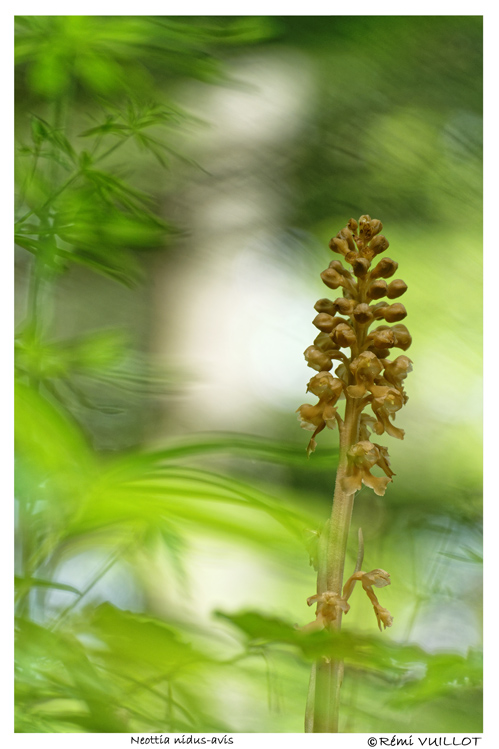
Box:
<box><xmin>15</xmin><ymin>15</ymin><xmax>482</xmax><ymax>734</ymax></box>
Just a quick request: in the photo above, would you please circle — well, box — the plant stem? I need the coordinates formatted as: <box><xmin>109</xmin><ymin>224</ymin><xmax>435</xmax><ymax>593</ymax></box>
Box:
<box><xmin>310</xmin><ymin>399</ymin><xmax>360</xmax><ymax>733</ymax></box>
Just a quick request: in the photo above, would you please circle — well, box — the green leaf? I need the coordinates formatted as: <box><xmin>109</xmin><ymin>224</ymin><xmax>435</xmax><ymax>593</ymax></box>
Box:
<box><xmin>217</xmin><ymin>610</ymin><xmax>483</xmax><ymax>706</ymax></box>
<box><xmin>14</xmin><ymin>379</ymin><xmax>96</xmax><ymax>509</ymax></box>
<box><xmin>15</xmin><ymin>617</ymin><xmax>127</xmax><ymax>732</ymax></box>
<box><xmin>88</xmin><ymin>603</ymin><xmax>213</xmax><ymax>675</ymax></box>
<box><xmin>133</xmin><ymin>432</ymin><xmax>338</xmax><ymax>467</ymax></box>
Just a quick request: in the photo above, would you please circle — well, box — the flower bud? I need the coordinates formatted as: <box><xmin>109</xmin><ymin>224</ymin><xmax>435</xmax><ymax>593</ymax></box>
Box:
<box><xmin>371</xmin><ymin>301</ymin><xmax>389</xmax><ymax>319</ymax></box>
<box><xmin>369</xmin><ymin>219</ymin><xmax>383</xmax><ymax>237</ymax></box>
<box><xmin>369</xmin><ymin>235</ymin><xmax>390</xmax><ymax>256</ymax></box>
<box><xmin>313</xmin><ymin>313</ymin><xmax>341</xmax><ymax>333</ymax></box>
<box><xmin>314</xmin><ymin>298</ymin><xmax>336</xmax><ymax>316</ymax></box>
<box><xmin>328</xmin><ymin>260</ymin><xmax>352</xmax><ymax>278</ymax></box>
<box><xmin>328</xmin><ymin>237</ymin><xmax>349</xmax><ymax>256</ymax></box>
<box><xmin>338</xmin><ymin>228</ymin><xmax>356</xmax><ymax>252</ymax></box>
<box><xmin>370</xmin><ymin>346</ymin><xmax>391</xmax><ymax>359</ymax></box>
<box><xmin>321</xmin><ymin>268</ymin><xmax>343</xmax><ymax>289</ymax></box>
<box><xmin>304</xmin><ymin>345</ymin><xmax>333</xmax><ymax>371</ymax></box>
<box><xmin>353</xmin><ymin>303</ymin><xmax>373</xmax><ymax>324</ymax></box>
<box><xmin>370</xmin><ymin>257</ymin><xmax>398</xmax><ymax>280</ymax></box>
<box><xmin>347</xmin><ymin>218</ymin><xmax>358</xmax><ymax>233</ymax></box>
<box><xmin>331</xmin><ymin>322</ymin><xmax>357</xmax><ymax>348</ymax></box>
<box><xmin>314</xmin><ymin>332</ymin><xmax>336</xmax><ymax>352</ymax></box>
<box><xmin>334</xmin><ymin>297</ymin><xmax>356</xmax><ymax>316</ymax></box>
<box><xmin>382</xmin><ymin>303</ymin><xmax>407</xmax><ymax>323</ymax></box>
<box><xmin>383</xmin><ymin>355</ymin><xmax>413</xmax><ymax>388</ymax></box>
<box><xmin>344</xmin><ymin>250</ymin><xmax>358</xmax><ymax>264</ymax></box>
<box><xmin>370</xmin><ymin>326</ymin><xmax>396</xmax><ymax>349</ymax></box>
<box><xmin>352</xmin><ymin>257</ymin><xmax>370</xmax><ymax>277</ymax></box>
<box><xmin>367</xmin><ymin>279</ymin><xmax>388</xmax><ymax>300</ymax></box>
<box><xmin>391</xmin><ymin>324</ymin><xmax>412</xmax><ymax>351</ymax></box>
<box><xmin>386</xmin><ymin>279</ymin><xmax>408</xmax><ymax>299</ymax></box>
<box><xmin>306</xmin><ymin>372</ymin><xmax>344</xmax><ymax>399</ymax></box>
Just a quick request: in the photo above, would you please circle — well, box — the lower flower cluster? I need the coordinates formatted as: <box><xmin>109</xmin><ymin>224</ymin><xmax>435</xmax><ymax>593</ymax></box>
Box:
<box><xmin>303</xmin><ymin>566</ymin><xmax>393</xmax><ymax>633</ymax></box>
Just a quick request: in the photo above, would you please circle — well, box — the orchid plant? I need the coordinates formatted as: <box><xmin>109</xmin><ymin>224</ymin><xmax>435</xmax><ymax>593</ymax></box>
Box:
<box><xmin>297</xmin><ymin>215</ymin><xmax>412</xmax><ymax>733</ymax></box>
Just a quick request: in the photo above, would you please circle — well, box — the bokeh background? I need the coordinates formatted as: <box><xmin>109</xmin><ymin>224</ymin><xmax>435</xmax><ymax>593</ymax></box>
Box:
<box><xmin>14</xmin><ymin>16</ymin><xmax>482</xmax><ymax>733</ymax></box>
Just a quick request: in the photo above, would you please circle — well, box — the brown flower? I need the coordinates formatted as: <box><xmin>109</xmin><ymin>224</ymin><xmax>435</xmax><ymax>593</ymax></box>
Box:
<box><xmin>331</xmin><ymin>322</ymin><xmax>357</xmax><ymax>349</ymax></box>
<box><xmin>306</xmin><ymin>372</ymin><xmax>344</xmax><ymax>400</ymax></box>
<box><xmin>341</xmin><ymin>440</ymin><xmax>394</xmax><ymax>496</ymax></box>
<box><xmin>373</xmin><ymin>603</ymin><xmax>393</xmax><ymax>631</ymax></box>
<box><xmin>366</xmin><ymin>324</ymin><xmax>412</xmax><ymax>352</ymax></box>
<box><xmin>297</xmin><ymin>375</ymin><xmax>344</xmax><ymax>455</ymax></box>
<box><xmin>346</xmin><ymin>351</ymin><xmax>383</xmax><ymax>398</ymax></box>
<box><xmin>342</xmin><ymin>565</ymin><xmax>393</xmax><ymax>631</ymax></box>
<box><xmin>304</xmin><ymin>345</ymin><xmax>333</xmax><ymax>371</ymax></box>
<box><xmin>303</xmin><ymin>590</ymin><xmax>351</xmax><ymax>631</ymax></box>
<box><xmin>362</xmin><ymin>568</ymin><xmax>391</xmax><ymax>589</ymax></box>
<box><xmin>382</xmin><ymin>355</ymin><xmax>413</xmax><ymax>390</ymax></box>
<box><xmin>371</xmin><ymin>387</ymin><xmax>405</xmax><ymax>439</ymax></box>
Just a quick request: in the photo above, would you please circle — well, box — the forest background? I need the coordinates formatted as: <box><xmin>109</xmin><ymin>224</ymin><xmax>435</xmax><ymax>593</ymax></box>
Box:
<box><xmin>14</xmin><ymin>15</ymin><xmax>482</xmax><ymax>734</ymax></box>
